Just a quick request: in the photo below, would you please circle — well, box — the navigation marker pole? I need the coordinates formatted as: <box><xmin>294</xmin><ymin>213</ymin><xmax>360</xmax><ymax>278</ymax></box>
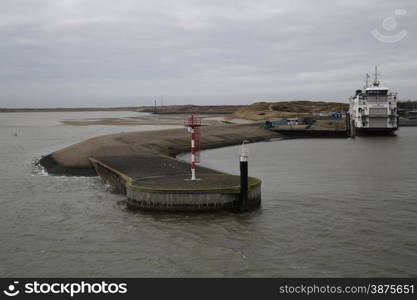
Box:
<box><xmin>184</xmin><ymin>114</ymin><xmax>202</xmax><ymax>180</ymax></box>
<box><xmin>191</xmin><ymin>127</ymin><xmax>196</xmax><ymax>180</ymax></box>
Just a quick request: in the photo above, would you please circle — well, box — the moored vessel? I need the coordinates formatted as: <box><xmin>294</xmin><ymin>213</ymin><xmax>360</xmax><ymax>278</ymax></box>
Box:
<box><xmin>348</xmin><ymin>67</ymin><xmax>398</xmax><ymax>136</ymax></box>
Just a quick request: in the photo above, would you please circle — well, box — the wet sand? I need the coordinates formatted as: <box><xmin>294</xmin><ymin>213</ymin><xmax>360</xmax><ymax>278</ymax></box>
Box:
<box><xmin>60</xmin><ymin>113</ymin><xmax>251</xmax><ymax>126</ymax></box>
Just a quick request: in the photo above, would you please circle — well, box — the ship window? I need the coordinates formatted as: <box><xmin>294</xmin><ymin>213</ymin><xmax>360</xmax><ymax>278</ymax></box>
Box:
<box><xmin>366</xmin><ymin>90</ymin><xmax>388</xmax><ymax>96</ymax></box>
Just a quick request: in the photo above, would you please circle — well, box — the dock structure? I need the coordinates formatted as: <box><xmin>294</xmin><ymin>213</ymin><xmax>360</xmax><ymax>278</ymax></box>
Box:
<box><xmin>267</xmin><ymin>119</ymin><xmax>349</xmax><ymax>138</ymax></box>
<box><xmin>89</xmin><ymin>155</ymin><xmax>261</xmax><ymax>211</ymax></box>
<box><xmin>39</xmin><ymin>123</ymin><xmax>281</xmax><ymax>212</ymax></box>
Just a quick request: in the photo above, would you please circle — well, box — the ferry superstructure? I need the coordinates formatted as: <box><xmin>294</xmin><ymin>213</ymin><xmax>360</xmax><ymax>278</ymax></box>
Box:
<box><xmin>349</xmin><ymin>67</ymin><xmax>398</xmax><ymax>135</ymax></box>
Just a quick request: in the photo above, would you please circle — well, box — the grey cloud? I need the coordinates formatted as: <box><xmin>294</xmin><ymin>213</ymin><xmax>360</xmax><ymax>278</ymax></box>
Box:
<box><xmin>0</xmin><ymin>0</ymin><xmax>416</xmax><ymax>107</ymax></box>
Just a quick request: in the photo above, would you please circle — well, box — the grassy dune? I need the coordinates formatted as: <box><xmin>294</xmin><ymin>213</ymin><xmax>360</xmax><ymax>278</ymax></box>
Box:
<box><xmin>232</xmin><ymin>101</ymin><xmax>349</xmax><ymax>120</ymax></box>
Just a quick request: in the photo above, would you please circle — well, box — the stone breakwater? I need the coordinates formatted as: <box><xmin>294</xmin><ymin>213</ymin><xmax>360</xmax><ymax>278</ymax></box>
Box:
<box><xmin>39</xmin><ymin>123</ymin><xmax>281</xmax><ymax>176</ymax></box>
<box><xmin>38</xmin><ymin>123</ymin><xmax>280</xmax><ymax>211</ymax></box>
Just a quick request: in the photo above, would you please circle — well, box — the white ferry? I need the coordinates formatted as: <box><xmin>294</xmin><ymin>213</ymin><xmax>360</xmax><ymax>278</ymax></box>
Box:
<box><xmin>348</xmin><ymin>67</ymin><xmax>398</xmax><ymax>135</ymax></box>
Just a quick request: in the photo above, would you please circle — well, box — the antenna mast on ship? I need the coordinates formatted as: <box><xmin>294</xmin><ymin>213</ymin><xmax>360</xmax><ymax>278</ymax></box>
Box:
<box><xmin>373</xmin><ymin>65</ymin><xmax>380</xmax><ymax>86</ymax></box>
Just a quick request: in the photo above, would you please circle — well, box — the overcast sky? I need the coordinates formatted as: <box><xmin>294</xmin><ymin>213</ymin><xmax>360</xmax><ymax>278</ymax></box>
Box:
<box><xmin>0</xmin><ymin>0</ymin><xmax>416</xmax><ymax>107</ymax></box>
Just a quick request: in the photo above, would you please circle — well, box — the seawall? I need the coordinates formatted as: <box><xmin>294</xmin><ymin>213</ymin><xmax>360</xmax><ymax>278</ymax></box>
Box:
<box><xmin>89</xmin><ymin>155</ymin><xmax>262</xmax><ymax>212</ymax></box>
<box><xmin>37</xmin><ymin>123</ymin><xmax>277</xmax><ymax>212</ymax></box>
<box><xmin>39</xmin><ymin>123</ymin><xmax>281</xmax><ymax>176</ymax></box>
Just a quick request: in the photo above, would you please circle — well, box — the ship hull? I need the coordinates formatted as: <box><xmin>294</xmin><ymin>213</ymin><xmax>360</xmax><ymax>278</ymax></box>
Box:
<box><xmin>354</xmin><ymin>127</ymin><xmax>398</xmax><ymax>136</ymax></box>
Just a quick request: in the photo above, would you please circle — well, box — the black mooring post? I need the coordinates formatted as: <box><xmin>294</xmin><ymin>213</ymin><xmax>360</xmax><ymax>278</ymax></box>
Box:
<box><xmin>240</xmin><ymin>160</ymin><xmax>248</xmax><ymax>209</ymax></box>
<box><xmin>239</xmin><ymin>140</ymin><xmax>249</xmax><ymax>210</ymax></box>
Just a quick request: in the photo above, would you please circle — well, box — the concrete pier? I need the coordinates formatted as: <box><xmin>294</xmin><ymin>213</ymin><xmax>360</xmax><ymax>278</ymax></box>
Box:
<box><xmin>126</xmin><ymin>175</ymin><xmax>261</xmax><ymax>211</ymax></box>
<box><xmin>89</xmin><ymin>155</ymin><xmax>261</xmax><ymax>212</ymax></box>
<box><xmin>38</xmin><ymin>123</ymin><xmax>278</xmax><ymax>212</ymax></box>
<box><xmin>270</xmin><ymin>119</ymin><xmax>349</xmax><ymax>138</ymax></box>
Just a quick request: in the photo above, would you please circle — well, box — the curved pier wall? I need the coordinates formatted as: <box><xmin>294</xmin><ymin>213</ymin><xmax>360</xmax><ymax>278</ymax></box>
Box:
<box><xmin>89</xmin><ymin>156</ymin><xmax>262</xmax><ymax>212</ymax></box>
<box><xmin>90</xmin><ymin>160</ymin><xmax>130</xmax><ymax>194</ymax></box>
<box><xmin>126</xmin><ymin>182</ymin><xmax>261</xmax><ymax>212</ymax></box>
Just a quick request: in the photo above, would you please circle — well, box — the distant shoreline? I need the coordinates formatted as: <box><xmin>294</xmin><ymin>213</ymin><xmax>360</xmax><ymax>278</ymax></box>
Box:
<box><xmin>0</xmin><ymin>105</ymin><xmax>240</xmax><ymax>114</ymax></box>
<box><xmin>0</xmin><ymin>107</ymin><xmax>141</xmax><ymax>113</ymax></box>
